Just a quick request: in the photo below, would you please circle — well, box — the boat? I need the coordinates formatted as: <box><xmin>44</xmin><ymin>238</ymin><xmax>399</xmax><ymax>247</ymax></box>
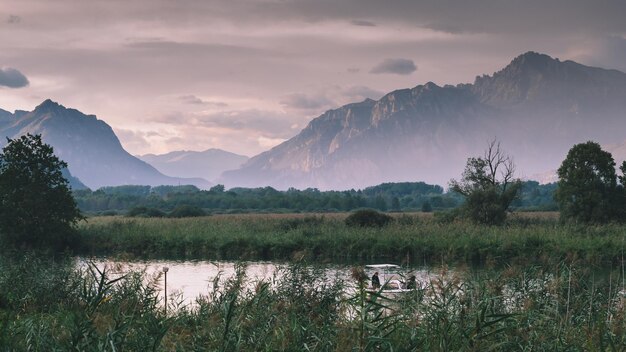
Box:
<box><xmin>365</xmin><ymin>264</ymin><xmax>414</xmax><ymax>294</ymax></box>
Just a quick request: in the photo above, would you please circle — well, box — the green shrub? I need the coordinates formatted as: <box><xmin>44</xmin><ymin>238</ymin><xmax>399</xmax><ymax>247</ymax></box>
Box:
<box><xmin>168</xmin><ymin>205</ymin><xmax>206</xmax><ymax>218</ymax></box>
<box><xmin>126</xmin><ymin>206</ymin><xmax>166</xmax><ymax>218</ymax></box>
<box><xmin>345</xmin><ymin>209</ymin><xmax>392</xmax><ymax>227</ymax></box>
<box><xmin>434</xmin><ymin>209</ymin><xmax>459</xmax><ymax>224</ymax></box>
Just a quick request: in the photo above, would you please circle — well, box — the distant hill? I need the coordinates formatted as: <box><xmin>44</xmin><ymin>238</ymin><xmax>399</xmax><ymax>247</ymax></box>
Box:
<box><xmin>139</xmin><ymin>149</ymin><xmax>248</xmax><ymax>182</ymax></box>
<box><xmin>0</xmin><ymin>100</ymin><xmax>211</xmax><ymax>189</ymax></box>
<box><xmin>221</xmin><ymin>52</ymin><xmax>626</xmax><ymax>190</ymax></box>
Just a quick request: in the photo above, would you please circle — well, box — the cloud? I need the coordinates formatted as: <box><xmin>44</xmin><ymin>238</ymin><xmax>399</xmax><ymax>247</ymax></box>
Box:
<box><xmin>154</xmin><ymin>109</ymin><xmax>299</xmax><ymax>139</ymax></box>
<box><xmin>351</xmin><ymin>19</ymin><xmax>376</xmax><ymax>27</ymax></box>
<box><xmin>114</xmin><ymin>128</ymin><xmax>152</xmax><ymax>151</ymax></box>
<box><xmin>179</xmin><ymin>95</ymin><xmax>228</xmax><ymax>107</ymax></box>
<box><xmin>568</xmin><ymin>35</ymin><xmax>626</xmax><ymax>73</ymax></box>
<box><xmin>0</xmin><ymin>67</ymin><xmax>29</xmax><ymax>88</ymax></box>
<box><xmin>369</xmin><ymin>58</ymin><xmax>417</xmax><ymax>75</ymax></box>
<box><xmin>341</xmin><ymin>85</ymin><xmax>384</xmax><ymax>101</ymax></box>
<box><xmin>279</xmin><ymin>93</ymin><xmax>335</xmax><ymax>111</ymax></box>
<box><xmin>7</xmin><ymin>15</ymin><xmax>21</xmax><ymax>24</ymax></box>
<box><xmin>423</xmin><ymin>23</ymin><xmax>473</xmax><ymax>34</ymax></box>
<box><xmin>258</xmin><ymin>136</ymin><xmax>287</xmax><ymax>149</ymax></box>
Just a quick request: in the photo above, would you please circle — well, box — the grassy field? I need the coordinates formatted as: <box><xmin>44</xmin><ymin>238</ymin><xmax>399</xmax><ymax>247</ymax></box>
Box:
<box><xmin>77</xmin><ymin>212</ymin><xmax>626</xmax><ymax>266</ymax></box>
<box><xmin>5</xmin><ymin>212</ymin><xmax>626</xmax><ymax>350</ymax></box>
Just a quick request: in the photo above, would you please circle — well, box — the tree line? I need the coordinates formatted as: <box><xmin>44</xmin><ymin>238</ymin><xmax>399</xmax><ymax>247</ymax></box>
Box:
<box><xmin>0</xmin><ymin>133</ymin><xmax>615</xmax><ymax>251</ymax></box>
<box><xmin>71</xmin><ymin>179</ymin><xmax>556</xmax><ymax>215</ymax></box>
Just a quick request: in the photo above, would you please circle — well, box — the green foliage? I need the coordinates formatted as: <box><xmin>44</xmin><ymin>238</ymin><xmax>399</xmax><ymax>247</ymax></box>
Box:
<box><xmin>511</xmin><ymin>181</ymin><xmax>558</xmax><ymax>211</ymax></box>
<box><xmin>433</xmin><ymin>209</ymin><xmax>459</xmax><ymax>224</ymax></box>
<box><xmin>2</xmin><ymin>253</ymin><xmax>626</xmax><ymax>350</ymax></box>
<box><xmin>421</xmin><ymin>200</ymin><xmax>433</xmax><ymax>212</ymax></box>
<box><xmin>77</xmin><ymin>212</ymin><xmax>626</xmax><ymax>265</ymax></box>
<box><xmin>0</xmin><ymin>254</ymin><xmax>170</xmax><ymax>350</ymax></box>
<box><xmin>99</xmin><ymin>185</ymin><xmax>152</xmax><ymax>197</ymax></box>
<box><xmin>345</xmin><ymin>209</ymin><xmax>392</xmax><ymax>227</ymax></box>
<box><xmin>168</xmin><ymin>204</ymin><xmax>206</xmax><ymax>218</ymax></box>
<box><xmin>555</xmin><ymin>141</ymin><xmax>622</xmax><ymax>223</ymax></box>
<box><xmin>450</xmin><ymin>140</ymin><xmax>521</xmax><ymax>225</ymax></box>
<box><xmin>151</xmin><ymin>184</ymin><xmax>199</xmax><ymax>197</ymax></box>
<box><xmin>0</xmin><ymin>134</ymin><xmax>82</xmax><ymax>249</ymax></box>
<box><xmin>74</xmin><ymin>181</ymin><xmax>465</xmax><ymax>214</ymax></box>
<box><xmin>126</xmin><ymin>206</ymin><xmax>166</xmax><ymax>218</ymax></box>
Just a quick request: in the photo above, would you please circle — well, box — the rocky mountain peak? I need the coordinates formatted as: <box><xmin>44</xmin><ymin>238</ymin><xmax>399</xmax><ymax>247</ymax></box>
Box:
<box><xmin>34</xmin><ymin>99</ymin><xmax>63</xmax><ymax>113</ymax></box>
<box><xmin>221</xmin><ymin>52</ymin><xmax>626</xmax><ymax>190</ymax></box>
<box><xmin>507</xmin><ymin>51</ymin><xmax>558</xmax><ymax>72</ymax></box>
<box><xmin>469</xmin><ymin>51</ymin><xmax>626</xmax><ymax>107</ymax></box>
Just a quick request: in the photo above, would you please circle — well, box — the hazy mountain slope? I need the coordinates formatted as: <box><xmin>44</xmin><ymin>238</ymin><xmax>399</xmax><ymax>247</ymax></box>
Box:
<box><xmin>139</xmin><ymin>149</ymin><xmax>248</xmax><ymax>182</ymax></box>
<box><xmin>222</xmin><ymin>52</ymin><xmax>626</xmax><ymax>190</ymax></box>
<box><xmin>0</xmin><ymin>100</ymin><xmax>211</xmax><ymax>189</ymax></box>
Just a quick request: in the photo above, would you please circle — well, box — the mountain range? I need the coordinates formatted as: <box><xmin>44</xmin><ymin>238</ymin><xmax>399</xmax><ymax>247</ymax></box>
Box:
<box><xmin>0</xmin><ymin>100</ymin><xmax>211</xmax><ymax>190</ymax></box>
<box><xmin>220</xmin><ymin>52</ymin><xmax>626</xmax><ymax>190</ymax></box>
<box><xmin>2</xmin><ymin>51</ymin><xmax>625</xmax><ymax>191</ymax></box>
<box><xmin>138</xmin><ymin>149</ymin><xmax>248</xmax><ymax>182</ymax></box>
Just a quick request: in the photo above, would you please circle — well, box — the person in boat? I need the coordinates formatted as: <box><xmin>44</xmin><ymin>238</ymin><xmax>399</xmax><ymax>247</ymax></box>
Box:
<box><xmin>406</xmin><ymin>275</ymin><xmax>417</xmax><ymax>289</ymax></box>
<box><xmin>371</xmin><ymin>272</ymin><xmax>381</xmax><ymax>289</ymax></box>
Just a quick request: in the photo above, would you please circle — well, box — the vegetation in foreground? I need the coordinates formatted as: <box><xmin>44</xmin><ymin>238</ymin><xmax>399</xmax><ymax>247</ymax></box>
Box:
<box><xmin>1</xmin><ymin>254</ymin><xmax>625</xmax><ymax>351</ymax></box>
<box><xmin>77</xmin><ymin>212</ymin><xmax>626</xmax><ymax>266</ymax></box>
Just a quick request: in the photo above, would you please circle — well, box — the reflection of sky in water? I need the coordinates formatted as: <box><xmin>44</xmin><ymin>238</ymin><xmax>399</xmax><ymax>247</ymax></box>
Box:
<box><xmin>81</xmin><ymin>258</ymin><xmax>438</xmax><ymax>307</ymax></box>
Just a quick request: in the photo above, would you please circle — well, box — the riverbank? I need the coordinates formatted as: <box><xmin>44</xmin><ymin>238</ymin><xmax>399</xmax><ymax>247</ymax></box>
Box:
<box><xmin>1</xmin><ymin>253</ymin><xmax>625</xmax><ymax>350</ymax></box>
<box><xmin>76</xmin><ymin>213</ymin><xmax>626</xmax><ymax>266</ymax></box>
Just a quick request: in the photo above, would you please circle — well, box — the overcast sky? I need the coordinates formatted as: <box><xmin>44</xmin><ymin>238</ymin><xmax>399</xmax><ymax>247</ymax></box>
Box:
<box><xmin>1</xmin><ymin>0</ymin><xmax>625</xmax><ymax>156</ymax></box>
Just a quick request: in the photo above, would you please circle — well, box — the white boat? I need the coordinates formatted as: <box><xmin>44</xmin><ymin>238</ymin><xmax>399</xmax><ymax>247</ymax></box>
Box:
<box><xmin>365</xmin><ymin>264</ymin><xmax>415</xmax><ymax>294</ymax></box>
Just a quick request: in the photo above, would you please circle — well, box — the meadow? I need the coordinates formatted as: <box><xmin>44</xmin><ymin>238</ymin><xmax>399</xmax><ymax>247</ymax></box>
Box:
<box><xmin>3</xmin><ymin>212</ymin><xmax>626</xmax><ymax>350</ymax></box>
<box><xmin>77</xmin><ymin>212</ymin><xmax>626</xmax><ymax>266</ymax></box>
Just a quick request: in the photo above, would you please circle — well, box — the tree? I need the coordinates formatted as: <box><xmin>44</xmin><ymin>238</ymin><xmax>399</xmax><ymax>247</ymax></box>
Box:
<box><xmin>449</xmin><ymin>139</ymin><xmax>521</xmax><ymax>225</ymax></box>
<box><xmin>555</xmin><ymin>141</ymin><xmax>619</xmax><ymax>223</ymax></box>
<box><xmin>0</xmin><ymin>134</ymin><xmax>82</xmax><ymax>248</ymax></box>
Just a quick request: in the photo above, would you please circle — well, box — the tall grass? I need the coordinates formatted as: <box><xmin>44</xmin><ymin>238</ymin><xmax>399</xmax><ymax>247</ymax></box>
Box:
<box><xmin>78</xmin><ymin>214</ymin><xmax>626</xmax><ymax>265</ymax></box>
<box><xmin>2</xmin><ymin>253</ymin><xmax>626</xmax><ymax>350</ymax></box>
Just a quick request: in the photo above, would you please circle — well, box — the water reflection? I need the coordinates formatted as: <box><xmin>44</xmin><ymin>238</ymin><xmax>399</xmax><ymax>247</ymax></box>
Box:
<box><xmin>82</xmin><ymin>258</ymin><xmax>438</xmax><ymax>307</ymax></box>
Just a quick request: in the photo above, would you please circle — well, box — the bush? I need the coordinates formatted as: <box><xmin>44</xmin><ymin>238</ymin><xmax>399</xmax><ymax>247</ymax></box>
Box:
<box><xmin>126</xmin><ymin>206</ymin><xmax>166</xmax><ymax>218</ymax></box>
<box><xmin>169</xmin><ymin>205</ymin><xmax>206</xmax><ymax>218</ymax></box>
<box><xmin>434</xmin><ymin>210</ymin><xmax>459</xmax><ymax>224</ymax></box>
<box><xmin>345</xmin><ymin>209</ymin><xmax>392</xmax><ymax>227</ymax></box>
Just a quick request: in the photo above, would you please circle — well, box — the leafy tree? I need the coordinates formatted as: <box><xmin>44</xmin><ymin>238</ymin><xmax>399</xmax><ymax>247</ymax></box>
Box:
<box><xmin>209</xmin><ymin>184</ymin><xmax>225</xmax><ymax>193</ymax></box>
<box><xmin>421</xmin><ymin>200</ymin><xmax>433</xmax><ymax>213</ymax></box>
<box><xmin>391</xmin><ymin>197</ymin><xmax>401</xmax><ymax>211</ymax></box>
<box><xmin>0</xmin><ymin>134</ymin><xmax>82</xmax><ymax>248</ymax></box>
<box><xmin>450</xmin><ymin>140</ymin><xmax>521</xmax><ymax>225</ymax></box>
<box><xmin>555</xmin><ymin>141</ymin><xmax>619</xmax><ymax>223</ymax></box>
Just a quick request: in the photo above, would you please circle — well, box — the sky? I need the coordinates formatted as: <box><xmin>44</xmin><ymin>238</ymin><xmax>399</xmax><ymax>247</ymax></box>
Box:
<box><xmin>1</xmin><ymin>0</ymin><xmax>625</xmax><ymax>157</ymax></box>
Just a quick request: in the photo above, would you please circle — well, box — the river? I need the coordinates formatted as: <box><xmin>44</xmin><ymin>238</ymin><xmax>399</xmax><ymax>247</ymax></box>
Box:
<box><xmin>84</xmin><ymin>258</ymin><xmax>439</xmax><ymax>307</ymax></box>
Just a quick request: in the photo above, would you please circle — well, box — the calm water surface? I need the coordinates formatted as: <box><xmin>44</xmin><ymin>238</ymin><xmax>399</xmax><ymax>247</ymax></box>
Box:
<box><xmin>83</xmin><ymin>258</ymin><xmax>438</xmax><ymax>306</ymax></box>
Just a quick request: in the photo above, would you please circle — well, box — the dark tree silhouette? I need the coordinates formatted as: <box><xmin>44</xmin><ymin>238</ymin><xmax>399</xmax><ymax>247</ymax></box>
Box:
<box><xmin>555</xmin><ymin>141</ymin><xmax>619</xmax><ymax>223</ymax></box>
<box><xmin>0</xmin><ymin>134</ymin><xmax>82</xmax><ymax>249</ymax></box>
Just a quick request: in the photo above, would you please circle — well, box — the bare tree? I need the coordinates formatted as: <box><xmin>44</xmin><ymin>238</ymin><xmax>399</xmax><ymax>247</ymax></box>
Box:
<box><xmin>450</xmin><ymin>139</ymin><xmax>521</xmax><ymax>225</ymax></box>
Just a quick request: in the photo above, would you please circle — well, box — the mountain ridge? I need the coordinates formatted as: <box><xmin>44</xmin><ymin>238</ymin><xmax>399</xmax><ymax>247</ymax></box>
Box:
<box><xmin>0</xmin><ymin>100</ymin><xmax>211</xmax><ymax>190</ymax></box>
<box><xmin>221</xmin><ymin>51</ymin><xmax>626</xmax><ymax>190</ymax></box>
<box><xmin>138</xmin><ymin>148</ymin><xmax>248</xmax><ymax>182</ymax></box>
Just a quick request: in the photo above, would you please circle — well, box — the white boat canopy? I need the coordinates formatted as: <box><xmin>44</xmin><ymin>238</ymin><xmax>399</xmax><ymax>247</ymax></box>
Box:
<box><xmin>365</xmin><ymin>264</ymin><xmax>401</xmax><ymax>269</ymax></box>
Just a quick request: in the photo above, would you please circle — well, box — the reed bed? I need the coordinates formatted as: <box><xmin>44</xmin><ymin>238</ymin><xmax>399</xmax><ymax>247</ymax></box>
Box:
<box><xmin>78</xmin><ymin>214</ymin><xmax>626</xmax><ymax>266</ymax></box>
<box><xmin>1</xmin><ymin>253</ymin><xmax>625</xmax><ymax>351</ymax></box>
